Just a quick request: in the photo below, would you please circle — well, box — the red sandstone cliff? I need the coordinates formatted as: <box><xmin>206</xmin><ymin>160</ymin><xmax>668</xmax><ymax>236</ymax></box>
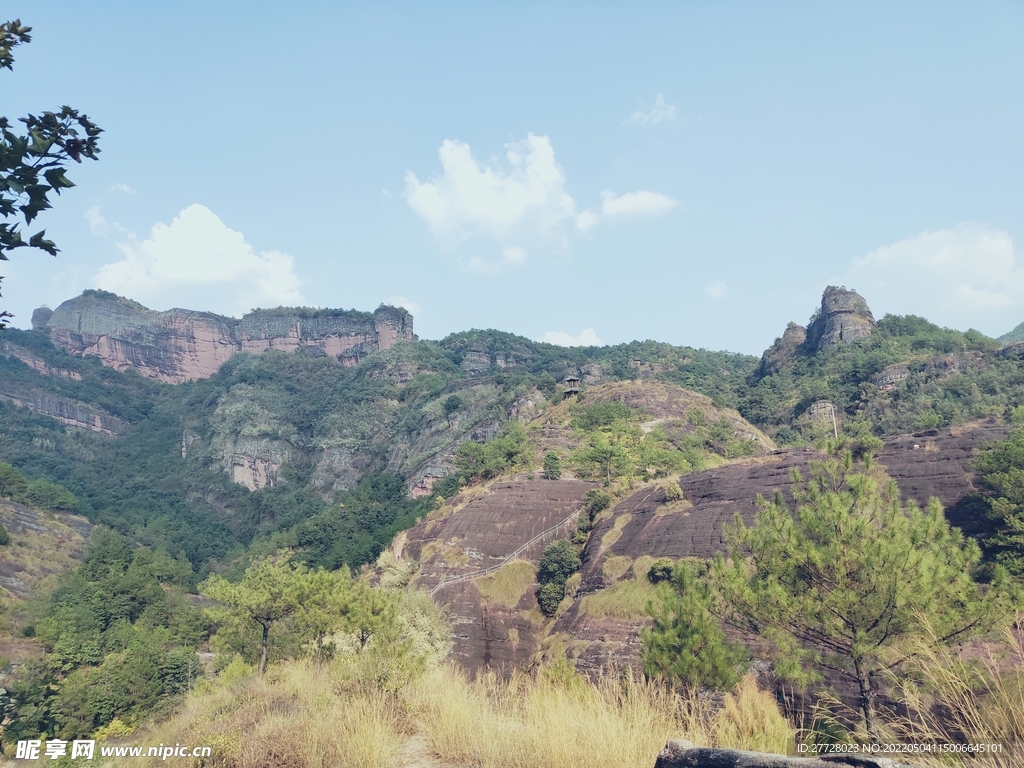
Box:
<box><xmin>42</xmin><ymin>291</ymin><xmax>414</xmax><ymax>383</ymax></box>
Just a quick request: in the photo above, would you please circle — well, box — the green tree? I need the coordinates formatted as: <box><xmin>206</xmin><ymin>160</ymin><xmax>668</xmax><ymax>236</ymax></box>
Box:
<box><xmin>0</xmin><ymin>461</ymin><xmax>27</xmax><ymax>498</ymax></box>
<box><xmin>455</xmin><ymin>420</ymin><xmax>533</xmax><ymax>482</ymax></box>
<box><xmin>0</xmin><ymin>20</ymin><xmax>102</xmax><ymax>326</ymax></box>
<box><xmin>974</xmin><ymin>427</ymin><xmax>1024</xmax><ymax>575</ymax></box>
<box><xmin>536</xmin><ymin>539</ymin><xmax>581</xmax><ymax>616</ymax></box>
<box><xmin>0</xmin><ymin>520</ymin><xmax>8</xmax><ymax>545</ymax></box>
<box><xmin>641</xmin><ymin>560</ymin><xmax>744</xmax><ymax>692</ymax></box>
<box><xmin>714</xmin><ymin>456</ymin><xmax>1009</xmax><ymax>740</ymax></box>
<box><xmin>346</xmin><ymin>580</ymin><xmax>398</xmax><ymax>652</ymax></box>
<box><xmin>202</xmin><ymin>556</ymin><xmax>304</xmax><ymax>675</ymax></box>
<box><xmin>295</xmin><ymin>566</ymin><xmax>351</xmax><ymax>666</ymax></box>
<box><xmin>574</xmin><ymin>430</ymin><xmax>631</xmax><ymax>484</ymax></box>
<box><xmin>443</xmin><ymin>394</ymin><xmax>462</xmax><ymax>427</ymax></box>
<box><xmin>542</xmin><ymin>451</ymin><xmax>562</xmax><ymax>480</ymax></box>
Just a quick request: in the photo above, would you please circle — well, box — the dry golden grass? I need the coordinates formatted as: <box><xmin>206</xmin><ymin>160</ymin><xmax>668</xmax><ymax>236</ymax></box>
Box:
<box><xmin>632</xmin><ymin>555</ymin><xmax>656</xmax><ymax>581</ymax></box>
<box><xmin>580</xmin><ymin>578</ymin><xmax>659</xmax><ymax>621</ymax></box>
<box><xmin>602</xmin><ymin>555</ymin><xmax>633</xmax><ymax>582</ymax></box>
<box><xmin>601</xmin><ymin>513</ymin><xmax>633</xmax><ymax>548</ymax></box>
<box><xmin>715</xmin><ymin>675</ymin><xmax>794</xmax><ymax>754</ymax></box>
<box><xmin>410</xmin><ymin>664</ymin><xmax>793</xmax><ymax>768</ymax></box>
<box><xmin>118</xmin><ymin>661</ymin><xmax>407</xmax><ymax>768</ymax></box>
<box><xmin>475</xmin><ymin>560</ymin><xmax>537</xmax><ymax>609</ymax></box>
<box><xmin>654</xmin><ymin>498</ymin><xmax>694</xmax><ymax>516</ymax></box>
<box><xmin>115</xmin><ymin>650</ymin><xmax>797</xmax><ymax>768</ymax></box>
<box><xmin>888</xmin><ymin>620</ymin><xmax>1024</xmax><ymax>768</ymax></box>
<box><xmin>564</xmin><ymin>572</ymin><xmax>582</xmax><ymax>598</ymax></box>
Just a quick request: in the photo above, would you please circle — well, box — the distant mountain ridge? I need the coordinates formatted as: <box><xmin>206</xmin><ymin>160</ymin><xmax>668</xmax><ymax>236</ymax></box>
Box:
<box><xmin>35</xmin><ymin>290</ymin><xmax>414</xmax><ymax>384</ymax></box>
<box><xmin>998</xmin><ymin>320</ymin><xmax>1024</xmax><ymax>345</ymax></box>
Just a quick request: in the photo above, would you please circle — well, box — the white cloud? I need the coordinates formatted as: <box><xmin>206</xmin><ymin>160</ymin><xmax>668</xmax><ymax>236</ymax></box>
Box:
<box><xmin>85</xmin><ymin>205</ymin><xmax>109</xmax><ymax>236</ymax></box>
<box><xmin>704</xmin><ymin>281</ymin><xmax>728</xmax><ymax>299</ymax></box>
<box><xmin>110</xmin><ymin>183</ymin><xmax>136</xmax><ymax>194</ymax></box>
<box><xmin>540</xmin><ymin>328</ymin><xmax>604</xmax><ymax>347</ymax></box>
<box><xmin>406</xmin><ymin>133</ymin><xmax>679</xmax><ymax>266</ymax></box>
<box><xmin>93</xmin><ymin>204</ymin><xmax>304</xmax><ymax>317</ymax></box>
<box><xmin>576</xmin><ymin>190</ymin><xmax>679</xmax><ymax>233</ymax></box>
<box><xmin>600</xmin><ymin>190</ymin><xmax>678</xmax><ymax>221</ymax></box>
<box><xmin>574</xmin><ymin>209</ymin><xmax>599</xmax><ymax>233</ymax></box>
<box><xmin>626</xmin><ymin>93</ymin><xmax>677</xmax><ymax>126</ymax></box>
<box><xmin>840</xmin><ymin>222</ymin><xmax>1024</xmax><ymax>334</ymax></box>
<box><xmin>462</xmin><ymin>246</ymin><xmax>527</xmax><ymax>274</ymax></box>
<box><xmin>405</xmin><ymin>133</ymin><xmax>575</xmax><ymax>258</ymax></box>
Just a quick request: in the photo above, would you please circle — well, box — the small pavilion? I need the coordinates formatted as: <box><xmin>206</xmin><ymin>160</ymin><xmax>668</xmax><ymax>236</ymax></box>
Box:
<box><xmin>563</xmin><ymin>374</ymin><xmax>580</xmax><ymax>399</ymax></box>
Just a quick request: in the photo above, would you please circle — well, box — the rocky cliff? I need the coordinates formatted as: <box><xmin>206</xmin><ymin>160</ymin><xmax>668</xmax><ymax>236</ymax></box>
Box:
<box><xmin>758</xmin><ymin>288</ymin><xmax>877</xmax><ymax>375</ymax></box>
<box><xmin>42</xmin><ymin>291</ymin><xmax>414</xmax><ymax>383</ymax></box>
<box><xmin>805</xmin><ymin>287</ymin><xmax>876</xmax><ymax>351</ymax></box>
<box><xmin>400</xmin><ymin>420</ymin><xmax>1004</xmax><ymax>687</ymax></box>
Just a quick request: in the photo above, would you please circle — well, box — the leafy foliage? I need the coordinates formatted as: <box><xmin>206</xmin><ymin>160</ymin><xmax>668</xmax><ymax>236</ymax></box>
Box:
<box><xmin>295</xmin><ymin>472</ymin><xmax>433</xmax><ymax>569</ymax></box>
<box><xmin>3</xmin><ymin>527</ymin><xmax>203</xmax><ymax>740</ymax></box>
<box><xmin>203</xmin><ymin>555</ymin><xmax>305</xmax><ymax>675</ymax></box>
<box><xmin>0</xmin><ymin>460</ymin><xmax>77</xmax><ymax>511</ymax></box>
<box><xmin>742</xmin><ymin>314</ymin><xmax>1014</xmax><ymax>439</ymax></box>
<box><xmin>542</xmin><ymin>451</ymin><xmax>562</xmax><ymax>480</ymax></box>
<box><xmin>0</xmin><ymin>20</ymin><xmax>102</xmax><ymax>324</ymax></box>
<box><xmin>454</xmin><ymin>420</ymin><xmax>533</xmax><ymax>482</ymax></box>
<box><xmin>570</xmin><ymin>402</ymin><xmax>685</xmax><ymax>484</ymax></box>
<box><xmin>536</xmin><ymin>539</ymin><xmax>582</xmax><ymax>616</ymax></box>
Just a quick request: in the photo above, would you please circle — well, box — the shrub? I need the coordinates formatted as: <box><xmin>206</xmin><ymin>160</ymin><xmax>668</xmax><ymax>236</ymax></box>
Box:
<box><xmin>647</xmin><ymin>558</ymin><xmax>674</xmax><ymax>584</ymax></box>
<box><xmin>536</xmin><ymin>540</ymin><xmax>582</xmax><ymax>616</ymax></box>
<box><xmin>542</xmin><ymin>452</ymin><xmax>562</xmax><ymax>480</ymax></box>
<box><xmin>583</xmin><ymin>489</ymin><xmax>611</xmax><ymax>519</ymax></box>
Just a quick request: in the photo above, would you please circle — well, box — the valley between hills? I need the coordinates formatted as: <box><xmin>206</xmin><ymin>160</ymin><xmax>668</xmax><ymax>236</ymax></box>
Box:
<box><xmin>1</xmin><ymin>285</ymin><xmax>1023</xmax><ymax>765</ymax></box>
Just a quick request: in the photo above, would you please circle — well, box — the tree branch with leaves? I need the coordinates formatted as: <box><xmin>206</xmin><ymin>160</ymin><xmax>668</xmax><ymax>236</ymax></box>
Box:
<box><xmin>0</xmin><ymin>19</ymin><xmax>102</xmax><ymax>328</ymax></box>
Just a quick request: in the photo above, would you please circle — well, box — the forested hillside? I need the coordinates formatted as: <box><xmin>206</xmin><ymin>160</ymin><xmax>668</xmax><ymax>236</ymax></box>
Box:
<box><xmin>2</xmin><ymin>286</ymin><xmax>1024</xmax><ymax>755</ymax></box>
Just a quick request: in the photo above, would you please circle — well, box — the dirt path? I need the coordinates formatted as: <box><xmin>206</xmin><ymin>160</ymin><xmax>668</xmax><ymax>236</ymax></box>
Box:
<box><xmin>396</xmin><ymin>733</ymin><xmax>476</xmax><ymax>768</ymax></box>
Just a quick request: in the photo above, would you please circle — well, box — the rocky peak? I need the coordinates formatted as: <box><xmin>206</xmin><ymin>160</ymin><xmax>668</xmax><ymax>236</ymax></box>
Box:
<box><xmin>41</xmin><ymin>291</ymin><xmax>415</xmax><ymax>383</ymax></box>
<box><xmin>805</xmin><ymin>286</ymin><xmax>875</xmax><ymax>351</ymax></box>
<box><xmin>30</xmin><ymin>306</ymin><xmax>53</xmax><ymax>330</ymax></box>
<box><xmin>757</xmin><ymin>322</ymin><xmax>807</xmax><ymax>376</ymax></box>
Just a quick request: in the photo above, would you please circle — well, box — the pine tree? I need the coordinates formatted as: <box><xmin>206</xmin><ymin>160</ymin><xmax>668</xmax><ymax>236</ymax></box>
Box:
<box><xmin>714</xmin><ymin>454</ymin><xmax>1010</xmax><ymax>739</ymax></box>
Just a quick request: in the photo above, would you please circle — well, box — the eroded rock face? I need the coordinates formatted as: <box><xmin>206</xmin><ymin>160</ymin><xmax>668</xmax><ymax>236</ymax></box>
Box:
<box><xmin>30</xmin><ymin>306</ymin><xmax>53</xmax><ymax>330</ymax></box>
<box><xmin>805</xmin><ymin>288</ymin><xmax>876</xmax><ymax>351</ymax></box>
<box><xmin>414</xmin><ymin>422</ymin><xmax>1003</xmax><ymax>686</ymax></box>
<box><xmin>0</xmin><ymin>383</ymin><xmax>126</xmax><ymax>435</ymax></box>
<box><xmin>0</xmin><ymin>499</ymin><xmax>92</xmax><ymax>600</ymax></box>
<box><xmin>404</xmin><ymin>480</ymin><xmax>598</xmax><ymax>674</ymax></box>
<box><xmin>43</xmin><ymin>293</ymin><xmax>413</xmax><ymax>383</ymax></box>
<box><xmin>758</xmin><ymin>323</ymin><xmax>807</xmax><ymax>376</ymax></box>
<box><xmin>1</xmin><ymin>340</ymin><xmax>81</xmax><ymax>380</ymax></box>
<box><xmin>553</xmin><ymin>420</ymin><xmax>1006</xmax><ymax>696</ymax></box>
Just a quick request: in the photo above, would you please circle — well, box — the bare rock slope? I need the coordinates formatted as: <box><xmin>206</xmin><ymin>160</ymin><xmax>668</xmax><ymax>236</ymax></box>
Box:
<box><xmin>406</xmin><ymin>421</ymin><xmax>1004</xmax><ymax>680</ymax></box>
<box><xmin>402</xmin><ymin>479</ymin><xmax>598</xmax><ymax>673</ymax></box>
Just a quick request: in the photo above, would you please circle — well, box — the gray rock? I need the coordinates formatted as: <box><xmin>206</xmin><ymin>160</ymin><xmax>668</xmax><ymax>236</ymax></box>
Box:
<box><xmin>654</xmin><ymin>740</ymin><xmax>918</xmax><ymax>768</ymax></box>
<box><xmin>806</xmin><ymin>288</ymin><xmax>876</xmax><ymax>351</ymax></box>
<box><xmin>30</xmin><ymin>306</ymin><xmax>53</xmax><ymax>330</ymax></box>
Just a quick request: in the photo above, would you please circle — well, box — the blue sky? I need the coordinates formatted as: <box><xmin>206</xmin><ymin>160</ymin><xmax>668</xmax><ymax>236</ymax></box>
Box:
<box><xmin>2</xmin><ymin>2</ymin><xmax>1023</xmax><ymax>354</ymax></box>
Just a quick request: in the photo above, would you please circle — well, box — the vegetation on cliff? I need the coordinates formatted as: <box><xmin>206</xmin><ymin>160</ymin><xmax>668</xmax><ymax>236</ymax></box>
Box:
<box><xmin>4</xmin><ymin>287</ymin><xmax>1024</xmax><ymax>761</ymax></box>
<box><xmin>642</xmin><ymin>453</ymin><xmax>1014</xmax><ymax>741</ymax></box>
